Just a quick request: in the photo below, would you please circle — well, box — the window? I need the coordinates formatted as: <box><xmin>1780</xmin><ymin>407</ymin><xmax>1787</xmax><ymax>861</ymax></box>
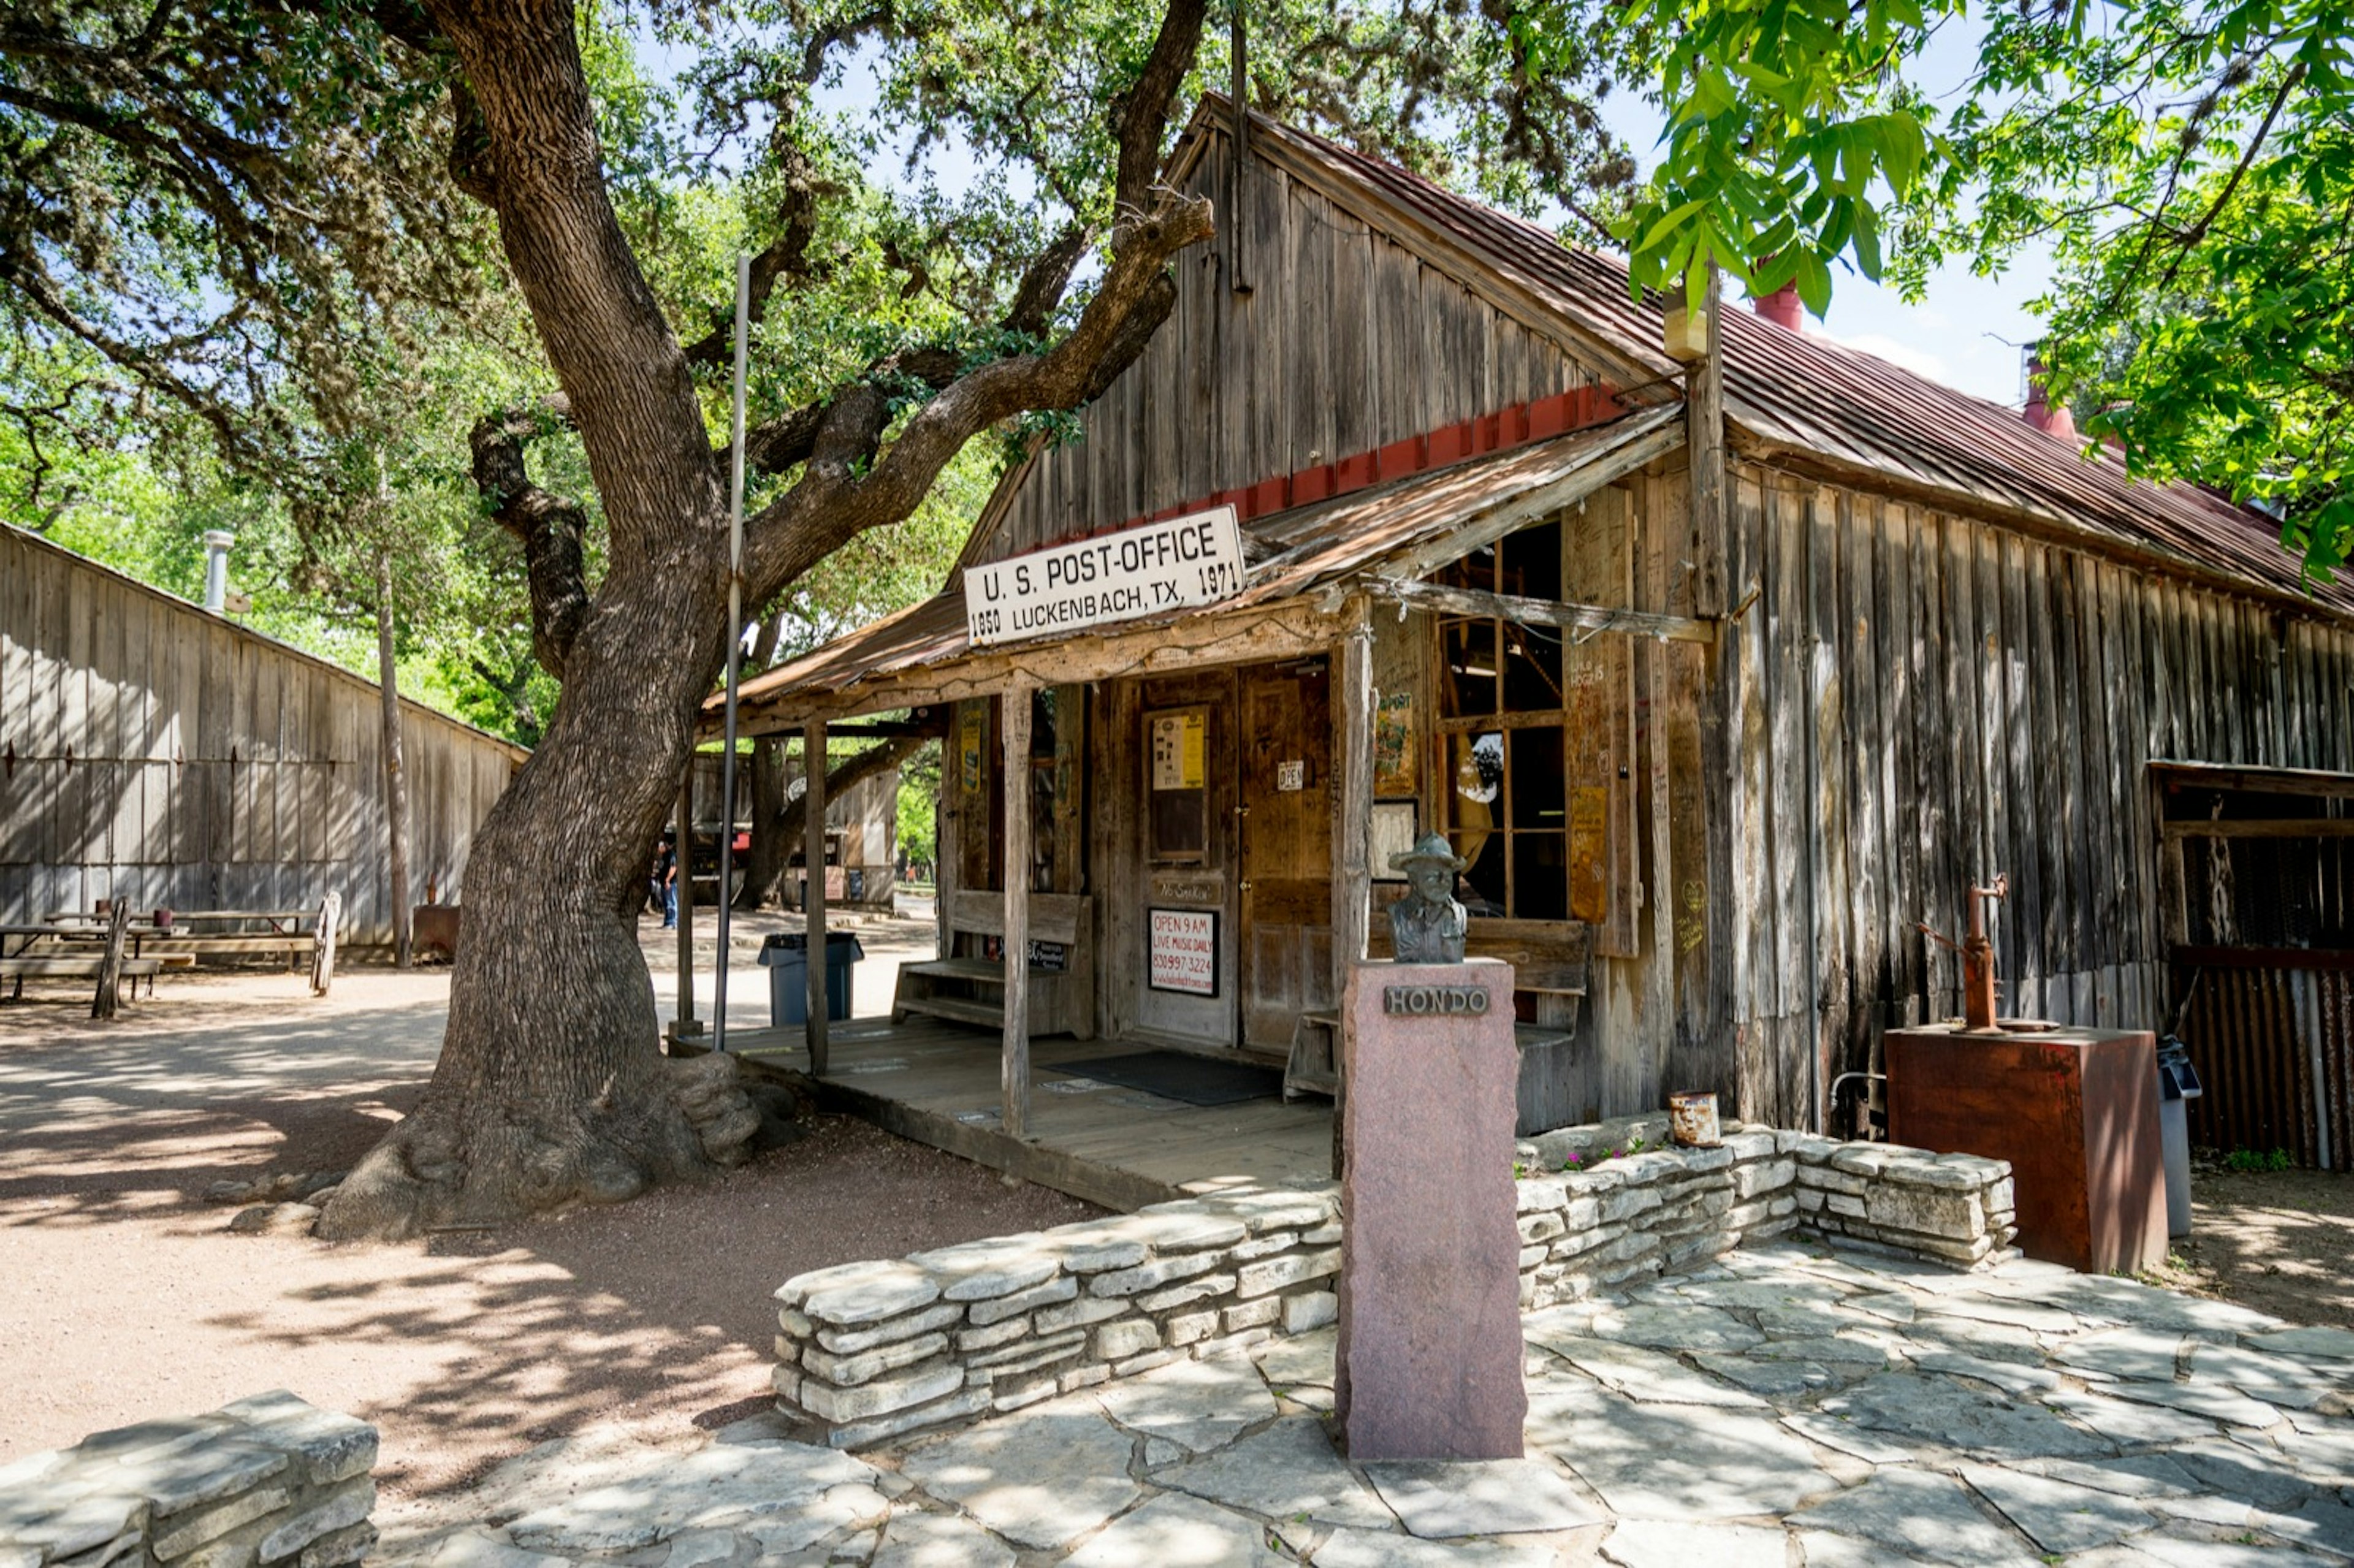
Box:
<box><xmin>1434</xmin><ymin>518</ymin><xmax>1612</xmax><ymax>924</ymax></box>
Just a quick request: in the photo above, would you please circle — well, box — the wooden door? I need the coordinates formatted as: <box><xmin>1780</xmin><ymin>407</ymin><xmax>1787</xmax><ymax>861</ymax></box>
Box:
<box><xmin>1240</xmin><ymin>660</ymin><xmax>1335</xmax><ymax>1052</ymax></box>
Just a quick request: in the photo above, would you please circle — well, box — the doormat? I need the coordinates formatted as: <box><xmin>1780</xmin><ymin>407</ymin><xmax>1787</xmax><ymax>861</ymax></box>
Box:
<box><xmin>1044</xmin><ymin>1051</ymin><xmax>1286</xmax><ymax>1107</ymax></box>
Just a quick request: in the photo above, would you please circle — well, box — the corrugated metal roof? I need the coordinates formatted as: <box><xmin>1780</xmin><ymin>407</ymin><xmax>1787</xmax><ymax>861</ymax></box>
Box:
<box><xmin>733</xmin><ymin>593</ymin><xmax>972</xmax><ymax>712</ymax></box>
<box><xmin>1234</xmin><ymin>107</ymin><xmax>2350</xmax><ymax>618</ymax></box>
<box><xmin>726</xmin><ymin>408</ymin><xmax>1678</xmax><ymax>720</ymax></box>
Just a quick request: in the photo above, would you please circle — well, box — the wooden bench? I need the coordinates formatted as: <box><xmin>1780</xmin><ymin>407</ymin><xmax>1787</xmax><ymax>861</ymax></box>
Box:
<box><xmin>1283</xmin><ymin>926</ymin><xmax>1593</xmax><ymax>1102</ymax></box>
<box><xmin>1</xmin><ymin>957</ymin><xmax>167</xmax><ymax>1001</ymax></box>
<box><xmin>893</xmin><ymin>890</ymin><xmax>1095</xmax><ymax>1040</ymax></box>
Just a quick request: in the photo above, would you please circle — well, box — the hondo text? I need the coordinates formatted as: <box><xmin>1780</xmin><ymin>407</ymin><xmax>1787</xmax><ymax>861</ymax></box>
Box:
<box><xmin>1382</xmin><ymin>984</ymin><xmax>1493</xmax><ymax>1016</ymax></box>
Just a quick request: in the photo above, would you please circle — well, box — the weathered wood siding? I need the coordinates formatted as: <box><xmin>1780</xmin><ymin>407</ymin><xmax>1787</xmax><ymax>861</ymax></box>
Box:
<box><xmin>1</xmin><ymin>527</ymin><xmax>522</xmax><ymax>943</ymax></box>
<box><xmin>977</xmin><ymin>133</ymin><xmax>1597</xmax><ymax>563</ymax></box>
<box><xmin>1699</xmin><ymin>466</ymin><xmax>2354</xmax><ymax>1130</ymax></box>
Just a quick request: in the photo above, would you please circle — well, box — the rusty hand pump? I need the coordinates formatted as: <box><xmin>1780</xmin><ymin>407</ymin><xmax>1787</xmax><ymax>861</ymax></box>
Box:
<box><xmin>1919</xmin><ymin>873</ymin><xmax>2009</xmax><ymax>1032</ymax></box>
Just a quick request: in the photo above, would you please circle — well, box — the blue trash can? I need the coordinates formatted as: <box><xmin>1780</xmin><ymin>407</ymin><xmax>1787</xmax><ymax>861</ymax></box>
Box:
<box><xmin>758</xmin><ymin>932</ymin><xmax>863</xmax><ymax>1025</ymax></box>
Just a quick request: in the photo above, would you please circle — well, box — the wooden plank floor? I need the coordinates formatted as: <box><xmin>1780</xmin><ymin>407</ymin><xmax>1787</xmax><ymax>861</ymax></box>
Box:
<box><xmin>721</xmin><ymin>1019</ymin><xmax>1336</xmax><ymax>1212</ymax></box>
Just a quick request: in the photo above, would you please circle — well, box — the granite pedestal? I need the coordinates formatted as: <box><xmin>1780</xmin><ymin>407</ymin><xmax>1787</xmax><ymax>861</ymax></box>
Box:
<box><xmin>1335</xmin><ymin>957</ymin><xmax>1526</xmax><ymax>1460</ymax></box>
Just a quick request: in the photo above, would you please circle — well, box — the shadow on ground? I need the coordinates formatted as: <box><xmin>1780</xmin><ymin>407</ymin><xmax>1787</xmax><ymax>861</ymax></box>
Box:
<box><xmin>0</xmin><ymin>965</ymin><xmax>1099</xmax><ymax>1498</ymax></box>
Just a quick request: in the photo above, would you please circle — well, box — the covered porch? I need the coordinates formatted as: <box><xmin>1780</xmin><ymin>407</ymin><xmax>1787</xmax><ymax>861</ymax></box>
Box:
<box><xmin>681</xmin><ymin>405</ymin><xmax>1696</xmax><ymax>1207</ymax></box>
<box><xmin>722</xmin><ymin>1015</ymin><xmax>1336</xmax><ymax>1209</ymax></box>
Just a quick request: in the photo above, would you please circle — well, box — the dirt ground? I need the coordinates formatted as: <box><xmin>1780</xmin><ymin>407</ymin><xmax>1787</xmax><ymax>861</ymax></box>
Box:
<box><xmin>0</xmin><ymin>919</ymin><xmax>1098</xmax><ymax>1499</ymax></box>
<box><xmin>2140</xmin><ymin>1160</ymin><xmax>2354</xmax><ymax>1329</ymax></box>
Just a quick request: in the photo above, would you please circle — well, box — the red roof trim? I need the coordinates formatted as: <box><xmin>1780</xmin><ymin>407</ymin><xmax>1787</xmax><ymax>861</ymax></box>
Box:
<box><xmin>1031</xmin><ymin>385</ymin><xmax>1627</xmax><ymax>555</ymax></box>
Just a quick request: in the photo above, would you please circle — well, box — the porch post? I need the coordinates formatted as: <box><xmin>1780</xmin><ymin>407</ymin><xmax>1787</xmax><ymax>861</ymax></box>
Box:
<box><xmin>805</xmin><ymin>719</ymin><xmax>829</xmax><ymax>1074</ymax></box>
<box><xmin>1332</xmin><ymin>598</ymin><xmax>1373</xmax><ymax>1179</ymax></box>
<box><xmin>1049</xmin><ymin>683</ymin><xmax>1086</xmax><ymax>894</ymax></box>
<box><xmin>676</xmin><ymin>770</ymin><xmax>697</xmax><ymax>1037</ymax></box>
<box><xmin>1002</xmin><ymin>684</ymin><xmax>1033</xmax><ymax>1138</ymax></box>
<box><xmin>1333</xmin><ymin>596</ymin><xmax>1374</xmax><ymax>979</ymax></box>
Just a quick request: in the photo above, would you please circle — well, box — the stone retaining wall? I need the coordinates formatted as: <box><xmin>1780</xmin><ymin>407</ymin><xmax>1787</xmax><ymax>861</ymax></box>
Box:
<box><xmin>0</xmin><ymin>1393</ymin><xmax>377</xmax><ymax>1568</ymax></box>
<box><xmin>773</xmin><ymin>1129</ymin><xmax>2015</xmax><ymax>1448</ymax></box>
<box><xmin>1512</xmin><ymin>1127</ymin><xmax>2017</xmax><ymax>1309</ymax></box>
<box><xmin>772</xmin><ymin>1187</ymin><xmax>1344</xmax><ymax>1449</ymax></box>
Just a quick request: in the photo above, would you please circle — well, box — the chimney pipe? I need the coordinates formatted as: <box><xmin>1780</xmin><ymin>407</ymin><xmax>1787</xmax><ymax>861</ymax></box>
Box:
<box><xmin>201</xmin><ymin>530</ymin><xmax>234</xmax><ymax>613</ymax></box>
<box><xmin>2022</xmin><ymin>349</ymin><xmax>2076</xmax><ymax>441</ymax></box>
<box><xmin>1751</xmin><ymin>281</ymin><xmax>1804</xmax><ymax>332</ymax></box>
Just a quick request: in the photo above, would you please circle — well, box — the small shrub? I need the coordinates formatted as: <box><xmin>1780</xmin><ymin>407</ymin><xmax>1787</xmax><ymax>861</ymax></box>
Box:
<box><xmin>2222</xmin><ymin>1147</ymin><xmax>2293</xmax><ymax>1173</ymax></box>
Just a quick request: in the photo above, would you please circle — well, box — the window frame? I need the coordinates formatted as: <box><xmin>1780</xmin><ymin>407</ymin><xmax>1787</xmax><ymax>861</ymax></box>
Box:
<box><xmin>1426</xmin><ymin>522</ymin><xmax>1598</xmax><ymax>927</ymax></box>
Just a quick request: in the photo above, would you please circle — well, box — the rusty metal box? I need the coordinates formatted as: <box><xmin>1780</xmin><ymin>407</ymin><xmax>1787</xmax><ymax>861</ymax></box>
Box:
<box><xmin>1885</xmin><ymin>1024</ymin><xmax>2167</xmax><ymax>1274</ymax></box>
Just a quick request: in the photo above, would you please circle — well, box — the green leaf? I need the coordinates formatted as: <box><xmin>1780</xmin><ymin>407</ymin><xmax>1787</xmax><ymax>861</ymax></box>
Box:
<box><xmin>1853</xmin><ymin>199</ymin><xmax>1883</xmax><ymax>281</ymax></box>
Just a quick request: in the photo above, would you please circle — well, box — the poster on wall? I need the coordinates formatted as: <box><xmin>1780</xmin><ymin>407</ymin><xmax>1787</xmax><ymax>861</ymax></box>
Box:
<box><xmin>1373</xmin><ymin>691</ymin><xmax>1417</xmax><ymax>797</ymax></box>
<box><xmin>959</xmin><ymin>706</ymin><xmax>987</xmax><ymax>796</ymax></box>
<box><xmin>1369</xmin><ymin>801</ymin><xmax>1420</xmax><ymax>881</ymax></box>
<box><xmin>1148</xmin><ymin>908</ymin><xmax>1219</xmax><ymax>995</ymax></box>
<box><xmin>1569</xmin><ymin>785</ymin><xmax>1609</xmax><ymax>923</ymax></box>
<box><xmin>1150</xmin><ymin>712</ymin><xmax>1205</xmax><ymax>791</ymax></box>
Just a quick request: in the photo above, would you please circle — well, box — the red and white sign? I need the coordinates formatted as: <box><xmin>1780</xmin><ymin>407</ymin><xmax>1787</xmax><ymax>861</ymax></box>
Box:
<box><xmin>1148</xmin><ymin>908</ymin><xmax>1219</xmax><ymax>996</ymax></box>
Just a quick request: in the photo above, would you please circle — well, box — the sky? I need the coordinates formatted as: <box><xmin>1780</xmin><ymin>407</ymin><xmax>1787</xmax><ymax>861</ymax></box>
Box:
<box><xmin>1582</xmin><ymin>21</ymin><xmax>2059</xmax><ymax>410</ymax></box>
<box><xmin>649</xmin><ymin>16</ymin><xmax>2059</xmax><ymax>411</ymax></box>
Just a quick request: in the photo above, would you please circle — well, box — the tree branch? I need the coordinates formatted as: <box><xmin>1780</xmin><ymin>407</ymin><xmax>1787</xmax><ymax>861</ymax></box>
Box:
<box><xmin>1110</xmin><ymin>0</ymin><xmax>1206</xmax><ymax>213</ymax></box>
<box><xmin>2155</xmin><ymin>60</ymin><xmax>2306</xmax><ymax>295</ymax></box>
<box><xmin>734</xmin><ymin>0</ymin><xmax>1212</xmax><ymax>594</ymax></box>
<box><xmin>787</xmin><ymin>733</ymin><xmax>927</xmax><ymax>844</ymax></box>
<box><xmin>470</xmin><ymin>398</ymin><xmax>591</xmax><ymax>678</ymax></box>
<box><xmin>679</xmin><ymin>11</ymin><xmax>890</xmax><ymax>364</ymax></box>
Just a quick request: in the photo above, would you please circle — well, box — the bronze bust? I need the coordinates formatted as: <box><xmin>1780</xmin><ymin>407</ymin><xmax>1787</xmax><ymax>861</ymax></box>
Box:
<box><xmin>1388</xmin><ymin>832</ymin><xmax>1469</xmax><ymax>963</ymax></box>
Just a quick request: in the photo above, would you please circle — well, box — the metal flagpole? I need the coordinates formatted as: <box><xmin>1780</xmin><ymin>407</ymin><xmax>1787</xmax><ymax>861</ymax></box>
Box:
<box><xmin>714</xmin><ymin>252</ymin><xmax>751</xmax><ymax>1054</ymax></box>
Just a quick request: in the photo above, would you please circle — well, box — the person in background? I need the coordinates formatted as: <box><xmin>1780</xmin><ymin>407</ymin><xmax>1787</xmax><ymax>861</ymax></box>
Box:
<box><xmin>653</xmin><ymin>834</ymin><xmax>679</xmax><ymax>929</ymax></box>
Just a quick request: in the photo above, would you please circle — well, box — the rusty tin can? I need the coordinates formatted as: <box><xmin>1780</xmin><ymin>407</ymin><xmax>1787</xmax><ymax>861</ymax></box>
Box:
<box><xmin>1667</xmin><ymin>1091</ymin><xmax>1722</xmax><ymax>1148</ymax></box>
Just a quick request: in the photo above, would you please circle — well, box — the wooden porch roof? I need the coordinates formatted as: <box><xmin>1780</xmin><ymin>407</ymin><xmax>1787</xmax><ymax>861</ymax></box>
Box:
<box><xmin>717</xmin><ymin>405</ymin><xmax>1684</xmax><ymax>735</ymax></box>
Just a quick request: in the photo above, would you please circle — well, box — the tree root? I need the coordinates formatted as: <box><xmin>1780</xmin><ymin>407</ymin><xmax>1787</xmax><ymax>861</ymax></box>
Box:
<box><xmin>316</xmin><ymin>1053</ymin><xmax>762</xmax><ymax>1243</ymax></box>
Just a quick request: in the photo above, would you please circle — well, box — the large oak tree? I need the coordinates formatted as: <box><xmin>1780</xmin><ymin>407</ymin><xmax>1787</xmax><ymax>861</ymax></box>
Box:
<box><xmin>333</xmin><ymin>0</ymin><xmax>1222</xmax><ymax>1238</ymax></box>
<box><xmin>4</xmin><ymin>0</ymin><xmax>1634</xmax><ymax>1236</ymax></box>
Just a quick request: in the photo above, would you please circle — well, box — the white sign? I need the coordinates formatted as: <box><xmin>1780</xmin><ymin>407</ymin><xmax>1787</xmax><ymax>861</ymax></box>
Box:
<box><xmin>1148</xmin><ymin>908</ymin><xmax>1219</xmax><ymax>996</ymax></box>
<box><xmin>964</xmin><ymin>506</ymin><xmax>1246</xmax><ymax>647</ymax></box>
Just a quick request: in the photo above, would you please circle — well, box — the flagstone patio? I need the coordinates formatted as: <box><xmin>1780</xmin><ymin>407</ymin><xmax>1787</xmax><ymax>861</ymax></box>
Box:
<box><xmin>374</xmin><ymin>1238</ymin><xmax>2354</xmax><ymax>1567</ymax></box>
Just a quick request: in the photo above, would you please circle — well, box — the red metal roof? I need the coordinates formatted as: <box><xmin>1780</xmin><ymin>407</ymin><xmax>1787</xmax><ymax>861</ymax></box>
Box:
<box><xmin>1233</xmin><ymin>106</ymin><xmax>2349</xmax><ymax>618</ymax></box>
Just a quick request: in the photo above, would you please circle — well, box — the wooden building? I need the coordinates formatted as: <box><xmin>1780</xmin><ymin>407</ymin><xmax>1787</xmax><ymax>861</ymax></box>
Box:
<box><xmin>681</xmin><ymin>748</ymin><xmax>901</xmax><ymax>911</ymax></box>
<box><xmin>723</xmin><ymin>103</ymin><xmax>2354</xmax><ymax>1155</ymax></box>
<box><xmin>2</xmin><ymin>525</ymin><xmax>526</xmax><ymax>945</ymax></box>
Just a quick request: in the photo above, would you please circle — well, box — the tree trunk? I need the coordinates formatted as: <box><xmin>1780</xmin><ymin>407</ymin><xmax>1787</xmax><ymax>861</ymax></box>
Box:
<box><xmin>736</xmin><ymin>736</ymin><xmax>789</xmax><ymax>910</ymax></box>
<box><xmin>90</xmin><ymin>900</ymin><xmax>130</xmax><ymax>1020</ymax></box>
<box><xmin>320</xmin><ymin>550</ymin><xmax>758</xmax><ymax>1239</ymax></box>
<box><xmin>319</xmin><ymin>1</ymin><xmax>761</xmax><ymax>1242</ymax></box>
<box><xmin>377</xmin><ymin>552</ymin><xmax>414</xmax><ymax>969</ymax></box>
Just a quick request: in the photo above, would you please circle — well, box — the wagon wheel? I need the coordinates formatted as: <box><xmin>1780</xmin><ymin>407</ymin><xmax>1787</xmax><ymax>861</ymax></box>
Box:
<box><xmin>310</xmin><ymin>890</ymin><xmax>341</xmax><ymax>997</ymax></box>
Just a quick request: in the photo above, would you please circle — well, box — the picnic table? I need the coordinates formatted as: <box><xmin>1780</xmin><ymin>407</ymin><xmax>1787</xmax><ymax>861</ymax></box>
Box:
<box><xmin>10</xmin><ymin>894</ymin><xmax>344</xmax><ymax>1005</ymax></box>
<box><xmin>0</xmin><ymin>921</ymin><xmax>170</xmax><ymax>1003</ymax></box>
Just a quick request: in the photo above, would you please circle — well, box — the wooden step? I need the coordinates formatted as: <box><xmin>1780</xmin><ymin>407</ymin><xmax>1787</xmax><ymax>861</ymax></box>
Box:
<box><xmin>131</xmin><ymin>936</ymin><xmax>316</xmax><ymax>954</ymax></box>
<box><xmin>898</xmin><ymin>995</ymin><xmax>1008</xmax><ymax>1029</ymax></box>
